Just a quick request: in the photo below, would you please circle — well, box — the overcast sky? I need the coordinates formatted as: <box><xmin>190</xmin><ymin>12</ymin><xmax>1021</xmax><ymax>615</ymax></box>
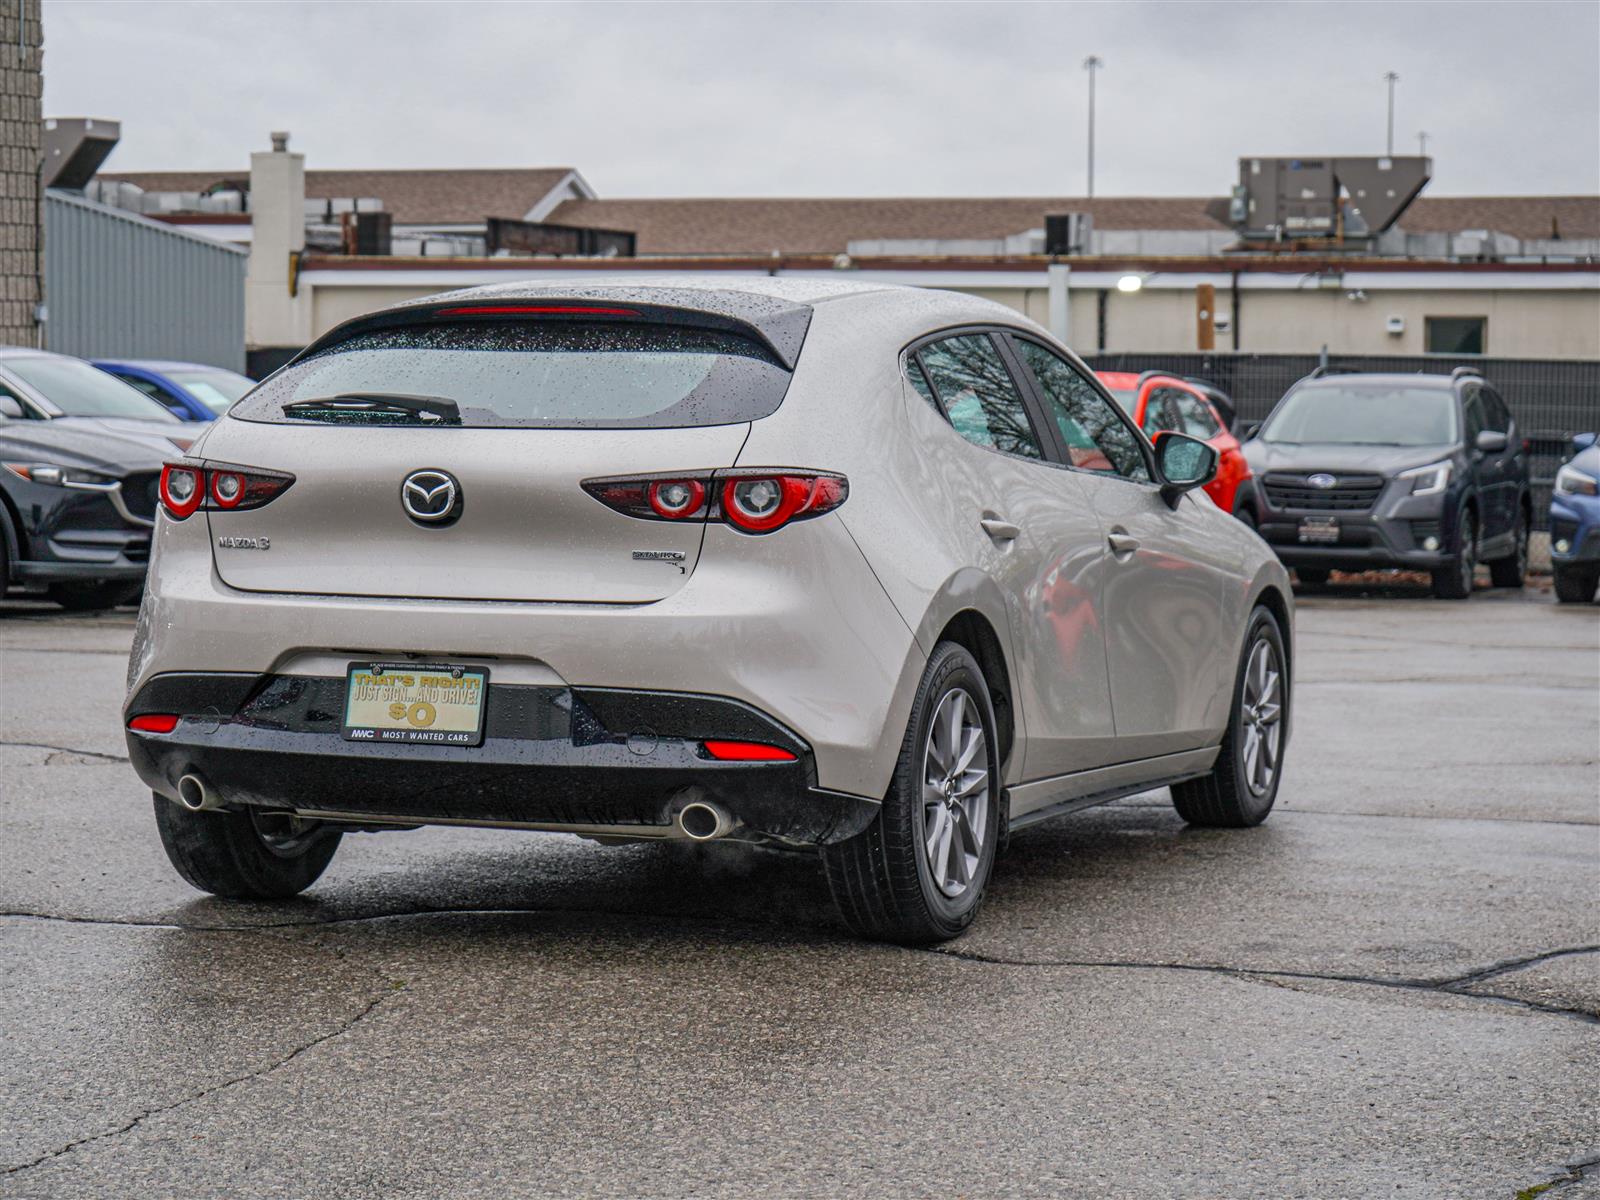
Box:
<box><xmin>43</xmin><ymin>1</ymin><xmax>1600</xmax><ymax>198</ymax></box>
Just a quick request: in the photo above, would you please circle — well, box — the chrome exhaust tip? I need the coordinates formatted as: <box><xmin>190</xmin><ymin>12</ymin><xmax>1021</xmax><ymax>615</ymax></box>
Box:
<box><xmin>677</xmin><ymin>800</ymin><xmax>735</xmax><ymax>842</ymax></box>
<box><xmin>176</xmin><ymin>773</ymin><xmax>223</xmax><ymax>813</ymax></box>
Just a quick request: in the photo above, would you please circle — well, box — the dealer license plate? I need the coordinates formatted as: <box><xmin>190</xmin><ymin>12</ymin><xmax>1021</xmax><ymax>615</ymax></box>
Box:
<box><xmin>1297</xmin><ymin>517</ymin><xmax>1340</xmax><ymax>544</ymax></box>
<box><xmin>341</xmin><ymin>663</ymin><xmax>488</xmax><ymax>746</ymax></box>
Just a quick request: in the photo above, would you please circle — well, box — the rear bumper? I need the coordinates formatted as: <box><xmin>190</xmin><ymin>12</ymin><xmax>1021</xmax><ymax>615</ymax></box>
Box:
<box><xmin>124</xmin><ymin>672</ymin><xmax>879</xmax><ymax>847</ymax></box>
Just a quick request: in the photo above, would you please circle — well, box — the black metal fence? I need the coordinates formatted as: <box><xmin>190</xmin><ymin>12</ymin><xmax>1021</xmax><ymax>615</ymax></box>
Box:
<box><xmin>1083</xmin><ymin>351</ymin><xmax>1600</xmax><ymax>528</ymax></box>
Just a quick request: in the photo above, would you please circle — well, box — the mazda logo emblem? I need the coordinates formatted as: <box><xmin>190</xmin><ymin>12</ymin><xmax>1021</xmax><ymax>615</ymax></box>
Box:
<box><xmin>1307</xmin><ymin>473</ymin><xmax>1338</xmax><ymax>489</ymax></box>
<box><xmin>401</xmin><ymin>469</ymin><xmax>462</xmax><ymax>526</ymax></box>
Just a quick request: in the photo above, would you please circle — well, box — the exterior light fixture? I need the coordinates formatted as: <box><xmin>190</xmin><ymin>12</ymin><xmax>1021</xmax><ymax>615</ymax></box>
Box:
<box><xmin>1116</xmin><ymin>274</ymin><xmax>1144</xmax><ymax>293</ymax></box>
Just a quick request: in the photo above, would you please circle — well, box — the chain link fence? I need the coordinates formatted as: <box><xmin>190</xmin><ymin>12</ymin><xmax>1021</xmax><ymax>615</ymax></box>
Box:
<box><xmin>1082</xmin><ymin>352</ymin><xmax>1600</xmax><ymax>528</ymax></box>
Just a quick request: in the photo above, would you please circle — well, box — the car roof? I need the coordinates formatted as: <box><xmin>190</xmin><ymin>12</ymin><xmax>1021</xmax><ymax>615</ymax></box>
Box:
<box><xmin>93</xmin><ymin>359</ymin><xmax>237</xmax><ymax>374</ymax></box>
<box><xmin>1301</xmin><ymin>372</ymin><xmax>1461</xmax><ymax>390</ymax></box>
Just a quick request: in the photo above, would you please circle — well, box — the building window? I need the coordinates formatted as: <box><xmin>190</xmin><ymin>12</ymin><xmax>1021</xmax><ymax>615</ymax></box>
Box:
<box><xmin>1425</xmin><ymin>316</ymin><xmax>1487</xmax><ymax>355</ymax></box>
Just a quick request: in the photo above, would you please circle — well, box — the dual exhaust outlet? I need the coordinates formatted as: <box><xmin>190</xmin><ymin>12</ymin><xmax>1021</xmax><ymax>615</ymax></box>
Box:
<box><xmin>176</xmin><ymin>773</ymin><xmax>227</xmax><ymax>813</ymax></box>
<box><xmin>177</xmin><ymin>773</ymin><xmax>738</xmax><ymax>842</ymax></box>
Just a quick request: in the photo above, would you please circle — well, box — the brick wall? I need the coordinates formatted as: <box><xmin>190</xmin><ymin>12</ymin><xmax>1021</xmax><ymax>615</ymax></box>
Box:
<box><xmin>0</xmin><ymin>0</ymin><xmax>40</xmax><ymax>348</ymax></box>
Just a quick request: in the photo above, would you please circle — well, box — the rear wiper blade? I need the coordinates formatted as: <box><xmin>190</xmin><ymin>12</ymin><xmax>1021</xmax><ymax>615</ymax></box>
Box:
<box><xmin>281</xmin><ymin>392</ymin><xmax>461</xmax><ymax>424</ymax></box>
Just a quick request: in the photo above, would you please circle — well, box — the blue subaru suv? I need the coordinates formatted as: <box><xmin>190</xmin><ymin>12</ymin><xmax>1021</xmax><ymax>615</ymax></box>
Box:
<box><xmin>1550</xmin><ymin>433</ymin><xmax>1599</xmax><ymax>604</ymax></box>
<box><xmin>1242</xmin><ymin>368</ymin><xmax>1531</xmax><ymax>599</ymax></box>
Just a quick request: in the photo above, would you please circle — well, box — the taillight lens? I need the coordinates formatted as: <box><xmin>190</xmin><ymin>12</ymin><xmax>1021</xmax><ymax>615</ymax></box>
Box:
<box><xmin>582</xmin><ymin>470</ymin><xmax>847</xmax><ymax>535</ymax></box>
<box><xmin>159</xmin><ymin>462</ymin><xmax>295</xmax><ymax>520</ymax></box>
<box><xmin>159</xmin><ymin>464</ymin><xmax>204</xmax><ymax>519</ymax></box>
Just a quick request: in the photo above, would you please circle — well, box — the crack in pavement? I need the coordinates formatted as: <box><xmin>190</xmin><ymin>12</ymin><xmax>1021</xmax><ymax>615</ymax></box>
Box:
<box><xmin>6</xmin><ymin>906</ymin><xmax>1596</xmax><ymax>1025</ymax></box>
<box><xmin>1516</xmin><ymin>1154</ymin><xmax>1600</xmax><ymax>1199</ymax></box>
<box><xmin>0</xmin><ymin>741</ymin><xmax>128</xmax><ymax>763</ymax></box>
<box><xmin>925</xmin><ymin>943</ymin><xmax>1600</xmax><ymax>1026</ymax></box>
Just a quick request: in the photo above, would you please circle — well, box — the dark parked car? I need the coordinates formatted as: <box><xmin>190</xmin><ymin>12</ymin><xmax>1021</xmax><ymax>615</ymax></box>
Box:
<box><xmin>1241</xmin><ymin>368</ymin><xmax>1530</xmax><ymax>599</ymax></box>
<box><xmin>1550</xmin><ymin>432</ymin><xmax>1599</xmax><ymax>604</ymax></box>
<box><xmin>0</xmin><ymin>417</ymin><xmax>166</xmax><ymax>609</ymax></box>
<box><xmin>93</xmin><ymin>359</ymin><xmax>256</xmax><ymax>422</ymax></box>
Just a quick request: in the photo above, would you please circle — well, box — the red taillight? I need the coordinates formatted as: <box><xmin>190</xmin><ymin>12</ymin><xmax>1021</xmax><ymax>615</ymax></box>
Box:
<box><xmin>128</xmin><ymin>713</ymin><xmax>179</xmax><ymax>734</ymax></box>
<box><xmin>159</xmin><ymin>462</ymin><xmax>294</xmax><ymax>520</ymax></box>
<box><xmin>582</xmin><ymin>470</ymin><xmax>847</xmax><ymax>534</ymax></box>
<box><xmin>702</xmin><ymin>739</ymin><xmax>797</xmax><ymax>762</ymax></box>
<box><xmin>434</xmin><ymin>305</ymin><xmax>640</xmax><ymax>317</ymax></box>
<box><xmin>159</xmin><ymin>464</ymin><xmax>204</xmax><ymax>519</ymax></box>
<box><xmin>648</xmin><ymin>478</ymin><xmax>706</xmax><ymax>519</ymax></box>
<box><xmin>210</xmin><ymin>470</ymin><xmax>246</xmax><ymax>509</ymax></box>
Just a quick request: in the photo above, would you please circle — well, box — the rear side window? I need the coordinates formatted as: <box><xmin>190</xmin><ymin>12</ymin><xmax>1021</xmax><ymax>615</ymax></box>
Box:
<box><xmin>230</xmin><ymin>320</ymin><xmax>793</xmax><ymax>429</ymax></box>
<box><xmin>916</xmin><ymin>335</ymin><xmax>1044</xmax><ymax>461</ymax></box>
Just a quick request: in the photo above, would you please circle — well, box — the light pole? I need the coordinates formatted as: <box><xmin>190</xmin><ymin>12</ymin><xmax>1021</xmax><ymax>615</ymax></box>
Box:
<box><xmin>1384</xmin><ymin>71</ymin><xmax>1399</xmax><ymax>156</ymax></box>
<box><xmin>1417</xmin><ymin>130</ymin><xmax>1429</xmax><ymax>157</ymax></box>
<box><xmin>1083</xmin><ymin>55</ymin><xmax>1103</xmax><ymax>199</ymax></box>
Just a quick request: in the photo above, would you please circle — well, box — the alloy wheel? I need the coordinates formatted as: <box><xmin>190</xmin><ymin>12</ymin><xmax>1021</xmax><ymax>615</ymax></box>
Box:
<box><xmin>921</xmin><ymin>688</ymin><xmax>990</xmax><ymax>898</ymax></box>
<box><xmin>1238</xmin><ymin>638</ymin><xmax>1284</xmax><ymax>797</ymax></box>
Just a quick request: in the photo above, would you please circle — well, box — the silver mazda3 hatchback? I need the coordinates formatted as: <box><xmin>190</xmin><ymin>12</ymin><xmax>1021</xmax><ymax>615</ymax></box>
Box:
<box><xmin>126</xmin><ymin>278</ymin><xmax>1292</xmax><ymax>943</ymax></box>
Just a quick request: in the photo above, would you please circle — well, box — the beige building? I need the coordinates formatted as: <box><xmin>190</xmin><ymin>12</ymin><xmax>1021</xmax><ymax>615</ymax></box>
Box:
<box><xmin>99</xmin><ymin>139</ymin><xmax>1600</xmax><ymax>366</ymax></box>
<box><xmin>0</xmin><ymin>1</ymin><xmax>42</xmax><ymax>348</ymax></box>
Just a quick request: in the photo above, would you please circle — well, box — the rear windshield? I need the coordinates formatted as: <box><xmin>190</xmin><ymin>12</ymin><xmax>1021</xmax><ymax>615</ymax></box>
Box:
<box><xmin>1261</xmin><ymin>385</ymin><xmax>1459</xmax><ymax>447</ymax></box>
<box><xmin>229</xmin><ymin>321</ymin><xmax>793</xmax><ymax>429</ymax></box>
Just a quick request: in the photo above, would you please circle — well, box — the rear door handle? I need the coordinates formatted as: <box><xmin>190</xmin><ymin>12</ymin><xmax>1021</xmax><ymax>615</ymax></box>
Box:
<box><xmin>1108</xmin><ymin>532</ymin><xmax>1140</xmax><ymax>556</ymax></box>
<box><xmin>980</xmin><ymin>516</ymin><xmax>1021</xmax><ymax>542</ymax></box>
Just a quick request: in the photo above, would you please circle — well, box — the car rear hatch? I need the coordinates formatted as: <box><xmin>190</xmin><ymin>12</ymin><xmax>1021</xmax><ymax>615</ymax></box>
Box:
<box><xmin>200</xmin><ymin>296</ymin><xmax>809</xmax><ymax>604</ymax></box>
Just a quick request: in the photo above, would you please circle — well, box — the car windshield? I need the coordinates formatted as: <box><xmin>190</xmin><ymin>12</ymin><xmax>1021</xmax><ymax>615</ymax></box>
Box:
<box><xmin>6</xmin><ymin>357</ymin><xmax>179</xmax><ymax>422</ymax></box>
<box><xmin>231</xmin><ymin>320</ymin><xmax>793</xmax><ymax>428</ymax></box>
<box><xmin>1261</xmin><ymin>385</ymin><xmax>1458</xmax><ymax>446</ymax></box>
<box><xmin>167</xmin><ymin>368</ymin><xmax>255</xmax><ymax>413</ymax></box>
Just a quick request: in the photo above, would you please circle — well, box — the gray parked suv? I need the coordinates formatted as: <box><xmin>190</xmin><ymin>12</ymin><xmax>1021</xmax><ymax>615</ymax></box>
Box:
<box><xmin>1242</xmin><ymin>368</ymin><xmax>1531</xmax><ymax>599</ymax></box>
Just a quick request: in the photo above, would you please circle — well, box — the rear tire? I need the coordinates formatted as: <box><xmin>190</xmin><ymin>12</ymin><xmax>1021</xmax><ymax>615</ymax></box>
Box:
<box><xmin>1431</xmin><ymin>509</ymin><xmax>1477</xmax><ymax>600</ymax></box>
<box><xmin>1553</xmin><ymin>564</ymin><xmax>1600</xmax><ymax>604</ymax></box>
<box><xmin>1487</xmin><ymin>510</ymin><xmax>1529</xmax><ymax>588</ymax></box>
<box><xmin>1171</xmin><ymin>605</ymin><xmax>1288</xmax><ymax>828</ymax></box>
<box><xmin>153</xmin><ymin>795</ymin><xmax>341</xmax><ymax>899</ymax></box>
<box><xmin>48</xmin><ymin>581</ymin><xmax>140</xmax><ymax>611</ymax></box>
<box><xmin>821</xmin><ymin>642</ymin><xmax>1000</xmax><ymax>944</ymax></box>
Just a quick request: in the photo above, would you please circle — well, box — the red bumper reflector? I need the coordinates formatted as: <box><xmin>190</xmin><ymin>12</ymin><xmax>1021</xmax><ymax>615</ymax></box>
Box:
<box><xmin>702</xmin><ymin>739</ymin><xmax>797</xmax><ymax>762</ymax></box>
<box><xmin>128</xmin><ymin>714</ymin><xmax>180</xmax><ymax>734</ymax></box>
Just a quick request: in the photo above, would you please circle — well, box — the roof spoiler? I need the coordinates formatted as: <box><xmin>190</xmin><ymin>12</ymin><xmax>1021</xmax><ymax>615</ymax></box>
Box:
<box><xmin>289</xmin><ymin>287</ymin><xmax>816</xmax><ymax>372</ymax></box>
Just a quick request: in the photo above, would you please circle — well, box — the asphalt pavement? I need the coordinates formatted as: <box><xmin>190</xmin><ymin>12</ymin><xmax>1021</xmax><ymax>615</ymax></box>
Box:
<box><xmin>1</xmin><ymin>579</ymin><xmax>1595</xmax><ymax>1198</ymax></box>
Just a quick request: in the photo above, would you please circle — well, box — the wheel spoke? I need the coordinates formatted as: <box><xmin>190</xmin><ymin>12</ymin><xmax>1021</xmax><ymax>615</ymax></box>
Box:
<box><xmin>1242</xmin><ymin>725</ymin><xmax>1260</xmax><ymax>787</ymax></box>
<box><xmin>924</xmin><ymin>803</ymin><xmax>949</xmax><ymax>862</ymax></box>
<box><xmin>953</xmin><ymin>766</ymin><xmax>988</xmax><ymax>797</ymax></box>
<box><xmin>953</xmin><ymin>725</ymin><xmax>983</xmax><ymax>774</ymax></box>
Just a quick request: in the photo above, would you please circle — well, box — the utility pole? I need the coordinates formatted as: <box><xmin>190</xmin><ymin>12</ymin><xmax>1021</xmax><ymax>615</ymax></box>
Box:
<box><xmin>1417</xmin><ymin>130</ymin><xmax>1429</xmax><ymax>157</ymax></box>
<box><xmin>1384</xmin><ymin>71</ymin><xmax>1399</xmax><ymax>156</ymax></box>
<box><xmin>1083</xmin><ymin>55</ymin><xmax>1103</xmax><ymax>199</ymax></box>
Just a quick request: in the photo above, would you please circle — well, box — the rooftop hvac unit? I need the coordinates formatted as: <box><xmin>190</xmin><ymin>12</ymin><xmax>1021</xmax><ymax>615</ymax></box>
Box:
<box><xmin>43</xmin><ymin>118</ymin><xmax>121</xmax><ymax>191</ymax></box>
<box><xmin>1044</xmin><ymin>212</ymin><xmax>1092</xmax><ymax>255</ymax></box>
<box><xmin>1232</xmin><ymin>156</ymin><xmax>1431</xmax><ymax>245</ymax></box>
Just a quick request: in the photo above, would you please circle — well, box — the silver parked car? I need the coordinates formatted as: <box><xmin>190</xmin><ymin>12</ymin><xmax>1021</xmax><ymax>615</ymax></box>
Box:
<box><xmin>125</xmin><ymin>279</ymin><xmax>1293</xmax><ymax>943</ymax></box>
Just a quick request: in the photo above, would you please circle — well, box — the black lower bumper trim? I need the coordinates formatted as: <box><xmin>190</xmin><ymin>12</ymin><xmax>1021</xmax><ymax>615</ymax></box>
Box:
<box><xmin>124</xmin><ymin>672</ymin><xmax>878</xmax><ymax>846</ymax></box>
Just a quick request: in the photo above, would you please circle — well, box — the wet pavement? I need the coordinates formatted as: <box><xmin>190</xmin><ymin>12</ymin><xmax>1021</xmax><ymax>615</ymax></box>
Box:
<box><xmin>1</xmin><ymin>583</ymin><xmax>1595</xmax><ymax>1198</ymax></box>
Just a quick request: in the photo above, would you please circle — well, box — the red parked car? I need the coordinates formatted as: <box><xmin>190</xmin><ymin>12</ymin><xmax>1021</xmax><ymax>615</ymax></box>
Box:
<box><xmin>1097</xmin><ymin>371</ymin><xmax>1255</xmax><ymax>523</ymax></box>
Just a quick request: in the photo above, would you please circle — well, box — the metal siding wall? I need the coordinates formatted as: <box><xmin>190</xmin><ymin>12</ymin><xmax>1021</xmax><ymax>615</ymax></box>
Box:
<box><xmin>44</xmin><ymin>191</ymin><xmax>246</xmax><ymax>371</ymax></box>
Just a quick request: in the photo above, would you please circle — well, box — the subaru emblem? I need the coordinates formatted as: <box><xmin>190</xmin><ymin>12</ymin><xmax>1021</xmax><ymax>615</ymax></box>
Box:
<box><xmin>1307</xmin><ymin>473</ymin><xmax>1337</xmax><ymax>489</ymax></box>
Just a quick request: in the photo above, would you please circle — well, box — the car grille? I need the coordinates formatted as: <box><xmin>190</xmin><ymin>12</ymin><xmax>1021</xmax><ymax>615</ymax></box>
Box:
<box><xmin>121</xmin><ymin>471</ymin><xmax>161</xmax><ymax>521</ymax></box>
<box><xmin>1263</xmin><ymin>472</ymin><xmax>1385</xmax><ymax>512</ymax></box>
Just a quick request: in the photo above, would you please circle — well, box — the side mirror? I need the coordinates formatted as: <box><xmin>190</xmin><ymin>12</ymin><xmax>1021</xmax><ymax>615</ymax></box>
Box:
<box><xmin>1239</xmin><ymin>420</ymin><xmax>1262</xmax><ymax>441</ymax></box>
<box><xmin>1574</xmin><ymin>432</ymin><xmax>1598</xmax><ymax>453</ymax></box>
<box><xmin>1154</xmin><ymin>431</ymin><xmax>1218</xmax><ymax>507</ymax></box>
<box><xmin>1475</xmin><ymin>430</ymin><xmax>1508</xmax><ymax>454</ymax></box>
<box><xmin>0</xmin><ymin>394</ymin><xmax>21</xmax><ymax>419</ymax></box>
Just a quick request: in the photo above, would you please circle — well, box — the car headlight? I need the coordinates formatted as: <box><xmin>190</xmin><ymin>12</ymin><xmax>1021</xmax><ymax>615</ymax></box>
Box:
<box><xmin>1555</xmin><ymin>464</ymin><xmax>1599</xmax><ymax>497</ymax></box>
<box><xmin>2</xmin><ymin>462</ymin><xmax>118</xmax><ymax>488</ymax></box>
<box><xmin>1398</xmin><ymin>460</ymin><xmax>1452</xmax><ymax>496</ymax></box>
